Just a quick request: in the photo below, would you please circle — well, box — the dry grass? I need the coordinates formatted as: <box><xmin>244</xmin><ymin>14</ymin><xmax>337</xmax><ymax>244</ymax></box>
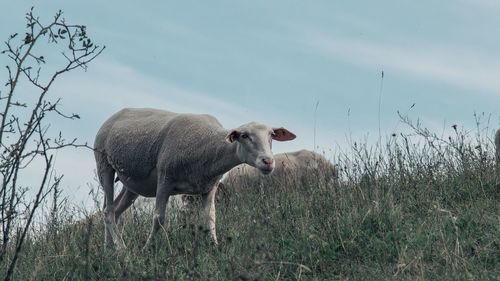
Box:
<box><xmin>1</xmin><ymin>118</ymin><xmax>499</xmax><ymax>280</ymax></box>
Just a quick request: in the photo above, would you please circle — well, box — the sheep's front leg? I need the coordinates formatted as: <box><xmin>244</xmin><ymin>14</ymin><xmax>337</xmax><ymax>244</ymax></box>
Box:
<box><xmin>202</xmin><ymin>184</ymin><xmax>218</xmax><ymax>245</ymax></box>
<box><xmin>144</xmin><ymin>185</ymin><xmax>170</xmax><ymax>250</ymax></box>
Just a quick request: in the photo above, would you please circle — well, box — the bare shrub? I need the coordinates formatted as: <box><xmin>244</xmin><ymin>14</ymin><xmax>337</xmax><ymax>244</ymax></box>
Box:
<box><xmin>0</xmin><ymin>8</ymin><xmax>103</xmax><ymax>280</ymax></box>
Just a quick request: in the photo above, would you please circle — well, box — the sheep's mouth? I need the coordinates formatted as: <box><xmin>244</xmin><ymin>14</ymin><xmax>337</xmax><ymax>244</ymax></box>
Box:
<box><xmin>259</xmin><ymin>166</ymin><xmax>274</xmax><ymax>175</ymax></box>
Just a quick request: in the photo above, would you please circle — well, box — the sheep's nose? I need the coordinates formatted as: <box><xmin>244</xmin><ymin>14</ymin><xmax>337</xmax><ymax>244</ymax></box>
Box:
<box><xmin>262</xmin><ymin>158</ymin><xmax>274</xmax><ymax>165</ymax></box>
<box><xmin>259</xmin><ymin>157</ymin><xmax>274</xmax><ymax>174</ymax></box>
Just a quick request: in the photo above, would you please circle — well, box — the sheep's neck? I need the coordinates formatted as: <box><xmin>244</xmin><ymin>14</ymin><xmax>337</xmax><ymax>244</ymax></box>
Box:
<box><xmin>206</xmin><ymin>139</ymin><xmax>241</xmax><ymax>178</ymax></box>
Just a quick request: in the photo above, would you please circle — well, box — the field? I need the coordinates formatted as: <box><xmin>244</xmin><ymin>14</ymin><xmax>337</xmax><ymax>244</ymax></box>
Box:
<box><xmin>1</xmin><ymin>123</ymin><xmax>499</xmax><ymax>281</ymax></box>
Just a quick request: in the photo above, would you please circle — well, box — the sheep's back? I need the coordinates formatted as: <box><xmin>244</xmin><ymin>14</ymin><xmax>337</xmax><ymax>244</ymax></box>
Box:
<box><xmin>96</xmin><ymin>108</ymin><xmax>177</xmax><ymax>179</ymax></box>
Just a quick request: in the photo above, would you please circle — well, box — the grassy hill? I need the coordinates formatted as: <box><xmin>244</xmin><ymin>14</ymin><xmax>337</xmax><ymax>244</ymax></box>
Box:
<box><xmin>1</xmin><ymin>124</ymin><xmax>499</xmax><ymax>280</ymax></box>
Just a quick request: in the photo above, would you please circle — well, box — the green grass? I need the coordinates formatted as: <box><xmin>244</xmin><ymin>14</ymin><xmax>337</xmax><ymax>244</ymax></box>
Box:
<box><xmin>1</xmin><ymin>123</ymin><xmax>499</xmax><ymax>280</ymax></box>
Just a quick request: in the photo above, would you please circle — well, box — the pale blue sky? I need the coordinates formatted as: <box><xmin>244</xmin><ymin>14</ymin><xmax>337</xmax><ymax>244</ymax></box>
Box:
<box><xmin>2</xmin><ymin>1</ymin><xmax>500</xmax><ymax>204</ymax></box>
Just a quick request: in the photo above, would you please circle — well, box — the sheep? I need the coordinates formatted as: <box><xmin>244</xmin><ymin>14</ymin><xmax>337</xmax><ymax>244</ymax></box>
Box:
<box><xmin>219</xmin><ymin>149</ymin><xmax>337</xmax><ymax>194</ymax></box>
<box><xmin>495</xmin><ymin>129</ymin><xmax>500</xmax><ymax>163</ymax></box>
<box><xmin>93</xmin><ymin>108</ymin><xmax>296</xmax><ymax>249</ymax></box>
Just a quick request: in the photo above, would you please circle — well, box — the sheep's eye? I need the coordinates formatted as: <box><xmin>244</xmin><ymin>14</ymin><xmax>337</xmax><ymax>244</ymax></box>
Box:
<box><xmin>241</xmin><ymin>133</ymin><xmax>249</xmax><ymax>139</ymax></box>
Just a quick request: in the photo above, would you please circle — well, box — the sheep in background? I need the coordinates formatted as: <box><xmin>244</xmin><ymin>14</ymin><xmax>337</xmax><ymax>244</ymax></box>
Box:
<box><xmin>94</xmin><ymin>108</ymin><xmax>296</xmax><ymax>249</ymax></box>
<box><xmin>219</xmin><ymin>149</ymin><xmax>337</xmax><ymax>196</ymax></box>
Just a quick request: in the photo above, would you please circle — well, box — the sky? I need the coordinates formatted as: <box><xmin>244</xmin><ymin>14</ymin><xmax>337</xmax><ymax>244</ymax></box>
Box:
<box><xmin>1</xmin><ymin>1</ymin><xmax>500</xmax><ymax>206</ymax></box>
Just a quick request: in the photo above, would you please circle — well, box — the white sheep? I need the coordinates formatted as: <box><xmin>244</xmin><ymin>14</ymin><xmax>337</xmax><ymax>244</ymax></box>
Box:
<box><xmin>219</xmin><ymin>149</ymin><xmax>337</xmax><ymax>194</ymax></box>
<box><xmin>93</xmin><ymin>108</ymin><xmax>296</xmax><ymax>249</ymax></box>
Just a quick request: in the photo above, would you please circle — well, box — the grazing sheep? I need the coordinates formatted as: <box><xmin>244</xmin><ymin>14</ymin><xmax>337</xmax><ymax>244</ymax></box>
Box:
<box><xmin>496</xmin><ymin>129</ymin><xmax>500</xmax><ymax>163</ymax></box>
<box><xmin>94</xmin><ymin>108</ymin><xmax>296</xmax><ymax>249</ymax></box>
<box><xmin>220</xmin><ymin>149</ymin><xmax>337</xmax><ymax>194</ymax></box>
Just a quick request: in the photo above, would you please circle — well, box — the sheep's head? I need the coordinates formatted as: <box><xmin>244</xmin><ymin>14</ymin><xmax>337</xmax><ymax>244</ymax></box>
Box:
<box><xmin>225</xmin><ymin>122</ymin><xmax>296</xmax><ymax>174</ymax></box>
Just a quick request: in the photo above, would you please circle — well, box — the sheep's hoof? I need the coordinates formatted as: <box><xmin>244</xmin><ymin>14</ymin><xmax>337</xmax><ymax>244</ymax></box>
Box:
<box><xmin>141</xmin><ymin>242</ymin><xmax>154</xmax><ymax>253</ymax></box>
<box><xmin>211</xmin><ymin>238</ymin><xmax>219</xmax><ymax>246</ymax></box>
<box><xmin>142</xmin><ymin>237</ymin><xmax>156</xmax><ymax>253</ymax></box>
<box><xmin>116</xmin><ymin>243</ymin><xmax>127</xmax><ymax>252</ymax></box>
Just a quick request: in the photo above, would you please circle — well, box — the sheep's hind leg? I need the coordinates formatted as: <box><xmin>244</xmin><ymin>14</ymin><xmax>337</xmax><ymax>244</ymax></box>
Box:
<box><xmin>101</xmin><ymin>168</ymin><xmax>126</xmax><ymax>250</ymax></box>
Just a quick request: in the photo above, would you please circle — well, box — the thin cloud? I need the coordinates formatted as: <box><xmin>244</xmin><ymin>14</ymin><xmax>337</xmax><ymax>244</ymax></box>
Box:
<box><xmin>309</xmin><ymin>33</ymin><xmax>500</xmax><ymax>94</ymax></box>
<box><xmin>53</xmin><ymin>59</ymin><xmax>260</xmax><ymax>128</ymax></box>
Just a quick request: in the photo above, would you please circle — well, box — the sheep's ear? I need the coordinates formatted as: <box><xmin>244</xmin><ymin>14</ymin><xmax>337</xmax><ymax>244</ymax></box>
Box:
<box><xmin>225</xmin><ymin>130</ymin><xmax>239</xmax><ymax>143</ymax></box>
<box><xmin>272</xmin><ymin>127</ymin><xmax>296</xmax><ymax>141</ymax></box>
